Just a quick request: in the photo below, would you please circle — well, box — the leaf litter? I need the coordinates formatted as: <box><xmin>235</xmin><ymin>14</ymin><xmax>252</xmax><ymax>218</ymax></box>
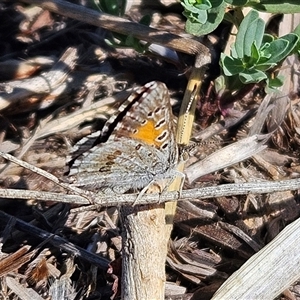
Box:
<box><xmin>0</xmin><ymin>1</ymin><xmax>300</xmax><ymax>299</ymax></box>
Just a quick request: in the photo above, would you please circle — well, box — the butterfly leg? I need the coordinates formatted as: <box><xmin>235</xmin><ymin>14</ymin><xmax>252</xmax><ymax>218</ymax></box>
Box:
<box><xmin>149</xmin><ymin>171</ymin><xmax>186</xmax><ymax>204</ymax></box>
<box><xmin>131</xmin><ymin>181</ymin><xmax>163</xmax><ymax>206</ymax></box>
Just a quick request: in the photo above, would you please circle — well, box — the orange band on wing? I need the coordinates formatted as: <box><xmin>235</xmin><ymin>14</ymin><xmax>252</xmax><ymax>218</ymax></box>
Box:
<box><xmin>129</xmin><ymin>120</ymin><xmax>163</xmax><ymax>147</ymax></box>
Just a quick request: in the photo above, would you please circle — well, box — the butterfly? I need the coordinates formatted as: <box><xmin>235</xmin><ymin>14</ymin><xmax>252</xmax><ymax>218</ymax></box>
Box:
<box><xmin>67</xmin><ymin>81</ymin><xmax>180</xmax><ymax>197</ymax></box>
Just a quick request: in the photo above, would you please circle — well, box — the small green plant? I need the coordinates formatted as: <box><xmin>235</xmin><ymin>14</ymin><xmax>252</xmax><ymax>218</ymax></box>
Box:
<box><xmin>220</xmin><ymin>10</ymin><xmax>299</xmax><ymax>93</ymax></box>
<box><xmin>181</xmin><ymin>0</ymin><xmax>300</xmax><ymax>36</ymax></box>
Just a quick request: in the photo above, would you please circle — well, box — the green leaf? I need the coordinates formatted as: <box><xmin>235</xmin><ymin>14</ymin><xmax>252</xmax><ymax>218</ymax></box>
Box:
<box><xmin>281</xmin><ymin>33</ymin><xmax>299</xmax><ymax>54</ymax></box>
<box><xmin>224</xmin><ymin>74</ymin><xmax>245</xmax><ymax>91</ymax></box>
<box><xmin>293</xmin><ymin>23</ymin><xmax>300</xmax><ymax>38</ymax></box>
<box><xmin>248</xmin><ymin>0</ymin><xmax>300</xmax><ymax>13</ymax></box>
<box><xmin>260</xmin><ymin>33</ymin><xmax>298</xmax><ymax>64</ymax></box>
<box><xmin>268</xmin><ymin>76</ymin><xmax>284</xmax><ymax>87</ymax></box>
<box><xmin>260</xmin><ymin>39</ymin><xmax>289</xmax><ymax>64</ymax></box>
<box><xmin>181</xmin><ymin>0</ymin><xmax>212</xmax><ymax>24</ymax></box>
<box><xmin>233</xmin><ymin>10</ymin><xmax>265</xmax><ymax>58</ymax></box>
<box><xmin>262</xmin><ymin>34</ymin><xmax>274</xmax><ymax>45</ymax></box>
<box><xmin>254</xmin><ymin>62</ymin><xmax>277</xmax><ymax>71</ymax></box>
<box><xmin>194</xmin><ymin>0</ymin><xmax>212</xmax><ymax>10</ymax></box>
<box><xmin>293</xmin><ymin>24</ymin><xmax>300</xmax><ymax>55</ymax></box>
<box><xmin>182</xmin><ymin>0</ymin><xmax>212</xmax><ymax>11</ymax></box>
<box><xmin>183</xmin><ymin>8</ymin><xmax>208</xmax><ymax>24</ymax></box>
<box><xmin>265</xmin><ymin>76</ymin><xmax>284</xmax><ymax>93</ymax></box>
<box><xmin>184</xmin><ymin>0</ymin><xmax>226</xmax><ymax>35</ymax></box>
<box><xmin>182</xmin><ymin>2</ymin><xmax>208</xmax><ymax>13</ymax></box>
<box><xmin>239</xmin><ymin>69</ymin><xmax>267</xmax><ymax>84</ymax></box>
<box><xmin>220</xmin><ymin>53</ymin><xmax>245</xmax><ymax>76</ymax></box>
<box><xmin>249</xmin><ymin>41</ymin><xmax>260</xmax><ymax>64</ymax></box>
<box><xmin>231</xmin><ymin>45</ymin><xmax>238</xmax><ymax>59</ymax></box>
<box><xmin>214</xmin><ymin>75</ymin><xmax>226</xmax><ymax>94</ymax></box>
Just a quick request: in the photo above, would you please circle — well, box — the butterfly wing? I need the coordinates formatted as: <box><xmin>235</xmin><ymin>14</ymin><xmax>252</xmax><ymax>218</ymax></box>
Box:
<box><xmin>69</xmin><ymin>139</ymin><xmax>168</xmax><ymax>192</ymax></box>
<box><xmin>68</xmin><ymin>81</ymin><xmax>178</xmax><ymax>193</ymax></box>
<box><xmin>110</xmin><ymin>81</ymin><xmax>177</xmax><ymax>163</ymax></box>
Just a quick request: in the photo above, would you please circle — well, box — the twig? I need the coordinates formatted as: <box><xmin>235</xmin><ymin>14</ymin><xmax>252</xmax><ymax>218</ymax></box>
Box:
<box><xmin>1</xmin><ymin>178</ymin><xmax>300</xmax><ymax>206</ymax></box>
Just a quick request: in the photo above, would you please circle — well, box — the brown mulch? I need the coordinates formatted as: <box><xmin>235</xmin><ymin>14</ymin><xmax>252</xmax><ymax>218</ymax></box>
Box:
<box><xmin>0</xmin><ymin>1</ymin><xmax>300</xmax><ymax>299</ymax></box>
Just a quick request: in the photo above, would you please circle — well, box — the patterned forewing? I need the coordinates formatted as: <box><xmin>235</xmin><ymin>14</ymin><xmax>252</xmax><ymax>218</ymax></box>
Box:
<box><xmin>110</xmin><ymin>81</ymin><xmax>177</xmax><ymax>165</ymax></box>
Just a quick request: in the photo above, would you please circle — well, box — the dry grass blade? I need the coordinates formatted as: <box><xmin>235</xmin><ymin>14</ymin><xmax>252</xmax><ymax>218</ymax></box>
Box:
<box><xmin>185</xmin><ymin>134</ymin><xmax>269</xmax><ymax>183</ymax></box>
<box><xmin>24</xmin><ymin>90</ymin><xmax>130</xmax><ymax>141</ymax></box>
<box><xmin>212</xmin><ymin>216</ymin><xmax>300</xmax><ymax>300</ymax></box>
